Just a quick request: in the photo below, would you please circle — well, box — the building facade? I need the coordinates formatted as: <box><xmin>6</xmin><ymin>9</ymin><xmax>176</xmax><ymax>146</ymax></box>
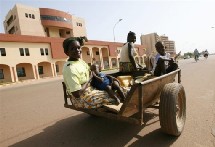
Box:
<box><xmin>0</xmin><ymin>34</ymin><xmax>146</xmax><ymax>83</ymax></box>
<box><xmin>159</xmin><ymin>35</ymin><xmax>176</xmax><ymax>56</ymax></box>
<box><xmin>140</xmin><ymin>33</ymin><xmax>160</xmax><ymax>56</ymax></box>
<box><xmin>3</xmin><ymin>4</ymin><xmax>87</xmax><ymax>38</ymax></box>
<box><xmin>140</xmin><ymin>33</ymin><xmax>176</xmax><ymax>57</ymax></box>
<box><xmin>1</xmin><ymin>4</ymin><xmax>146</xmax><ymax>83</ymax></box>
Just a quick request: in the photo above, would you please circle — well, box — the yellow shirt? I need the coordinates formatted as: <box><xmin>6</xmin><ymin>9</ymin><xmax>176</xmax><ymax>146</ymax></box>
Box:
<box><xmin>63</xmin><ymin>59</ymin><xmax>89</xmax><ymax>94</ymax></box>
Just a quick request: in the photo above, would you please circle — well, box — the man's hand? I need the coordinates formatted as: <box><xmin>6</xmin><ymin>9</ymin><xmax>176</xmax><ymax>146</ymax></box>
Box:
<box><xmin>169</xmin><ymin>58</ymin><xmax>174</xmax><ymax>64</ymax></box>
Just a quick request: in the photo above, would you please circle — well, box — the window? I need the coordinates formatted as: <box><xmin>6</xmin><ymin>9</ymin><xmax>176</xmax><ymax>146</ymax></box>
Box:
<box><xmin>96</xmin><ymin>51</ymin><xmax>99</xmax><ymax>55</ymax></box>
<box><xmin>19</xmin><ymin>48</ymin><xmax>30</xmax><ymax>56</ymax></box>
<box><xmin>40</xmin><ymin>15</ymin><xmax>72</xmax><ymax>23</ymax></box>
<box><xmin>0</xmin><ymin>69</ymin><xmax>4</xmax><ymax>79</ymax></box>
<box><xmin>55</xmin><ymin>65</ymin><xmax>59</xmax><ymax>73</ymax></box>
<box><xmin>76</xmin><ymin>22</ymin><xmax>82</xmax><ymax>26</ymax></box>
<box><xmin>0</xmin><ymin>48</ymin><xmax>6</xmax><ymax>56</ymax></box>
<box><xmin>8</xmin><ymin>26</ymin><xmax>15</xmax><ymax>34</ymax></box>
<box><xmin>6</xmin><ymin>15</ymin><xmax>13</xmax><ymax>26</ymax></box>
<box><xmin>38</xmin><ymin>66</ymin><xmax>43</xmax><ymax>74</ymax></box>
<box><xmin>32</xmin><ymin>14</ymin><xmax>35</xmax><ymax>19</ymax></box>
<box><xmin>25</xmin><ymin>48</ymin><xmax>30</xmax><ymax>56</ymax></box>
<box><xmin>19</xmin><ymin>48</ymin><xmax>24</xmax><ymax>56</ymax></box>
<box><xmin>87</xmin><ymin>51</ymin><xmax>90</xmax><ymax>55</ymax></box>
<box><xmin>40</xmin><ymin>48</ymin><xmax>44</xmax><ymax>56</ymax></box>
<box><xmin>17</xmin><ymin>67</ymin><xmax>26</xmax><ymax>77</ymax></box>
<box><xmin>25</xmin><ymin>13</ymin><xmax>28</xmax><ymax>18</ymax></box>
<box><xmin>29</xmin><ymin>14</ymin><xmax>31</xmax><ymax>18</ymax></box>
<box><xmin>66</xmin><ymin>31</ymin><xmax>70</xmax><ymax>34</ymax></box>
<box><xmin>45</xmin><ymin>48</ymin><xmax>48</xmax><ymax>55</ymax></box>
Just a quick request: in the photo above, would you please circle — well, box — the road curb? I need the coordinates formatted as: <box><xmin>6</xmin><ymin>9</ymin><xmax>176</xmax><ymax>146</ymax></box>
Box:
<box><xmin>0</xmin><ymin>76</ymin><xmax>63</xmax><ymax>88</ymax></box>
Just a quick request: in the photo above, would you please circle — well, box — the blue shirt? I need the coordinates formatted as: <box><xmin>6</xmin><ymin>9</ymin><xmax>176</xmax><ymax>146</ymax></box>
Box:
<box><xmin>91</xmin><ymin>73</ymin><xmax>110</xmax><ymax>90</ymax></box>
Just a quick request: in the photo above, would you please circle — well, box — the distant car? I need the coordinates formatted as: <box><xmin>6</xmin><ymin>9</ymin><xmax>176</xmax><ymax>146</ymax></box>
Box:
<box><xmin>184</xmin><ymin>55</ymin><xmax>190</xmax><ymax>59</ymax></box>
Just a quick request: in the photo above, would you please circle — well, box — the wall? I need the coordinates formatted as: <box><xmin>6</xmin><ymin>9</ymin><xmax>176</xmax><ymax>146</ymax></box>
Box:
<box><xmin>49</xmin><ymin>27</ymin><xmax>60</xmax><ymax>37</ymax></box>
<box><xmin>72</xmin><ymin>16</ymin><xmax>87</xmax><ymax>37</ymax></box>
<box><xmin>0</xmin><ymin>42</ymin><xmax>52</xmax><ymax>66</ymax></box>
<box><xmin>16</xmin><ymin>4</ymin><xmax>46</xmax><ymax>36</ymax></box>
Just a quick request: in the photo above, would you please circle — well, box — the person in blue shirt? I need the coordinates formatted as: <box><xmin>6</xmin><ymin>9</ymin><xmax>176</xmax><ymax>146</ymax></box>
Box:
<box><xmin>90</xmin><ymin>64</ymin><xmax>126</xmax><ymax>104</ymax></box>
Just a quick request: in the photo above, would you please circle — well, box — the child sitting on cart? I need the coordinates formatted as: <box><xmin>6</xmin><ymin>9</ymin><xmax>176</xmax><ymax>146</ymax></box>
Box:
<box><xmin>152</xmin><ymin>41</ymin><xmax>178</xmax><ymax>76</ymax></box>
<box><xmin>90</xmin><ymin>64</ymin><xmax>126</xmax><ymax>104</ymax></box>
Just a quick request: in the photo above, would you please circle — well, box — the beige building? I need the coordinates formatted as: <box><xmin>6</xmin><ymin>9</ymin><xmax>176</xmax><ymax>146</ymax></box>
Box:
<box><xmin>140</xmin><ymin>33</ymin><xmax>160</xmax><ymax>56</ymax></box>
<box><xmin>140</xmin><ymin>33</ymin><xmax>176</xmax><ymax>57</ymax></box>
<box><xmin>1</xmin><ymin>4</ymin><xmax>146</xmax><ymax>83</ymax></box>
<box><xmin>4</xmin><ymin>4</ymin><xmax>45</xmax><ymax>36</ymax></box>
<box><xmin>0</xmin><ymin>34</ymin><xmax>146</xmax><ymax>83</ymax></box>
<box><xmin>3</xmin><ymin>4</ymin><xmax>87</xmax><ymax>38</ymax></box>
<box><xmin>159</xmin><ymin>35</ymin><xmax>176</xmax><ymax>56</ymax></box>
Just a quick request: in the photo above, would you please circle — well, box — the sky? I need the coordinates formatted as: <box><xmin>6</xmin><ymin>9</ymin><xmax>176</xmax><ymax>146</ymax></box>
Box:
<box><xmin>0</xmin><ymin>0</ymin><xmax>215</xmax><ymax>54</ymax></box>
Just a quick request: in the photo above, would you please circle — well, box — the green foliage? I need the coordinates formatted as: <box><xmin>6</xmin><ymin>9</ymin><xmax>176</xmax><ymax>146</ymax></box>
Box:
<box><xmin>184</xmin><ymin>52</ymin><xmax>194</xmax><ymax>58</ymax></box>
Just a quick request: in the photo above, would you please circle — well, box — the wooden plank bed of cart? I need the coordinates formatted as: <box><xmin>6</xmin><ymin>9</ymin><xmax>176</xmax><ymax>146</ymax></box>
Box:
<box><xmin>62</xmin><ymin>69</ymin><xmax>186</xmax><ymax>136</ymax></box>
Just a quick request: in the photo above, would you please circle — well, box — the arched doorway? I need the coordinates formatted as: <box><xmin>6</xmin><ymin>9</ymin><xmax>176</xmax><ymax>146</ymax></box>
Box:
<box><xmin>16</xmin><ymin>63</ymin><xmax>34</xmax><ymax>81</ymax></box>
<box><xmin>81</xmin><ymin>47</ymin><xmax>91</xmax><ymax>66</ymax></box>
<box><xmin>38</xmin><ymin>62</ymin><xmax>52</xmax><ymax>78</ymax></box>
<box><xmin>55</xmin><ymin>61</ymin><xmax>66</xmax><ymax>75</ymax></box>
<box><xmin>0</xmin><ymin>64</ymin><xmax>12</xmax><ymax>82</ymax></box>
<box><xmin>92</xmin><ymin>47</ymin><xmax>101</xmax><ymax>66</ymax></box>
<box><xmin>101</xmin><ymin>47</ymin><xmax>109</xmax><ymax>69</ymax></box>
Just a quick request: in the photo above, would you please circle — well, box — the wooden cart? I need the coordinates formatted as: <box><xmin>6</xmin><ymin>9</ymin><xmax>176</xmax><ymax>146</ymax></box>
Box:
<box><xmin>62</xmin><ymin>69</ymin><xmax>186</xmax><ymax>136</ymax></box>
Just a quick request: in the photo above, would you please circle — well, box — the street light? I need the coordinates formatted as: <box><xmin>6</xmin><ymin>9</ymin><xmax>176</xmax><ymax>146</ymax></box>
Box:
<box><xmin>113</xmin><ymin>19</ymin><xmax>123</xmax><ymax>42</ymax></box>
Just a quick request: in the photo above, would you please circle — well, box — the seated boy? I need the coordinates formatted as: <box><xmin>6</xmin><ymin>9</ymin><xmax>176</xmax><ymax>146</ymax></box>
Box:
<box><xmin>90</xmin><ymin>64</ymin><xmax>126</xmax><ymax>104</ymax></box>
<box><xmin>152</xmin><ymin>41</ymin><xmax>178</xmax><ymax>76</ymax></box>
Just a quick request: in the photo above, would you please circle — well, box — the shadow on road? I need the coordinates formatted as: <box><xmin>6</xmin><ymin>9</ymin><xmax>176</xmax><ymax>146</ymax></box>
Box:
<box><xmin>9</xmin><ymin>112</ymin><xmax>177</xmax><ymax>147</ymax></box>
<box><xmin>130</xmin><ymin>129</ymin><xmax>177</xmax><ymax>147</ymax></box>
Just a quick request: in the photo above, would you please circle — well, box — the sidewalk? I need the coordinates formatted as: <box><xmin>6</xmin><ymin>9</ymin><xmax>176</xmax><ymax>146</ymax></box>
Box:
<box><xmin>0</xmin><ymin>69</ymin><xmax>120</xmax><ymax>88</ymax></box>
<box><xmin>0</xmin><ymin>76</ymin><xmax>63</xmax><ymax>88</ymax></box>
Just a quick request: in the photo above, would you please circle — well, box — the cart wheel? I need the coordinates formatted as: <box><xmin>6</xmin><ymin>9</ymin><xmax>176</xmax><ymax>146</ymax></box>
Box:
<box><xmin>159</xmin><ymin>83</ymin><xmax>186</xmax><ymax>136</ymax></box>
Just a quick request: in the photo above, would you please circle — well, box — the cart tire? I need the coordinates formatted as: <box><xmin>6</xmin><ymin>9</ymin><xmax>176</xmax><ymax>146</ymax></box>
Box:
<box><xmin>159</xmin><ymin>83</ymin><xmax>186</xmax><ymax>136</ymax></box>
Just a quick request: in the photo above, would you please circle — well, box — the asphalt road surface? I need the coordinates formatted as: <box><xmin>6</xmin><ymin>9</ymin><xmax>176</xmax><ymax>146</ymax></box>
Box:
<box><xmin>0</xmin><ymin>55</ymin><xmax>215</xmax><ymax>147</ymax></box>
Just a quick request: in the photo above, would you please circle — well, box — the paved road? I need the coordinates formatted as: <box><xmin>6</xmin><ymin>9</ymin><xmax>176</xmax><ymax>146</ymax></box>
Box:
<box><xmin>0</xmin><ymin>56</ymin><xmax>215</xmax><ymax>147</ymax></box>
